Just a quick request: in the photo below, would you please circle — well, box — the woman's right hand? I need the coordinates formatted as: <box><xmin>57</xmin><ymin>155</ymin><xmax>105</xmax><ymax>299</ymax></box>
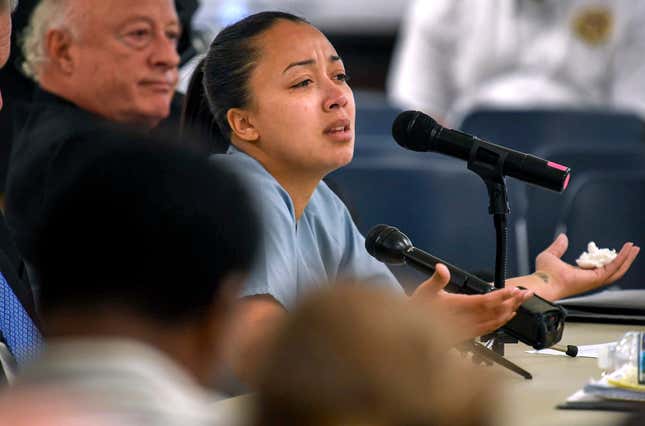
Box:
<box><xmin>411</xmin><ymin>264</ymin><xmax>533</xmax><ymax>342</ymax></box>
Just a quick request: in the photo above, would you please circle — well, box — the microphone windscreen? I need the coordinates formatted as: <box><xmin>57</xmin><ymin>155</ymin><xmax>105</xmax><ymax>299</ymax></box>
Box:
<box><xmin>392</xmin><ymin>110</ymin><xmax>441</xmax><ymax>152</ymax></box>
<box><xmin>365</xmin><ymin>224</ymin><xmax>392</xmax><ymax>258</ymax></box>
<box><xmin>365</xmin><ymin>224</ymin><xmax>413</xmax><ymax>265</ymax></box>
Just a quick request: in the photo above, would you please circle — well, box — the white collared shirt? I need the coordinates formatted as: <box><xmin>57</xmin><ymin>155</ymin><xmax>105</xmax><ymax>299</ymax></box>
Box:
<box><xmin>14</xmin><ymin>339</ymin><xmax>244</xmax><ymax>426</ymax></box>
<box><xmin>388</xmin><ymin>0</ymin><xmax>645</xmax><ymax>125</ymax></box>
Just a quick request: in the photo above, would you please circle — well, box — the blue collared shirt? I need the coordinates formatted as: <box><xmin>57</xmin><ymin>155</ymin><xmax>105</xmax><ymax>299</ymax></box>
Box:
<box><xmin>212</xmin><ymin>147</ymin><xmax>402</xmax><ymax>309</ymax></box>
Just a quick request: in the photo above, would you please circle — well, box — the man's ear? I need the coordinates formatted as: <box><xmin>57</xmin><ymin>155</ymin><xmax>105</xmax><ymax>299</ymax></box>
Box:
<box><xmin>45</xmin><ymin>29</ymin><xmax>75</xmax><ymax>74</ymax></box>
<box><xmin>227</xmin><ymin>108</ymin><xmax>260</xmax><ymax>143</ymax></box>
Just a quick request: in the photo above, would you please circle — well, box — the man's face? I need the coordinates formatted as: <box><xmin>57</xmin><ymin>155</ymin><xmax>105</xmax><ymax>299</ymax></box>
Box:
<box><xmin>0</xmin><ymin>9</ymin><xmax>11</xmax><ymax>110</ymax></box>
<box><xmin>66</xmin><ymin>0</ymin><xmax>180</xmax><ymax>127</ymax></box>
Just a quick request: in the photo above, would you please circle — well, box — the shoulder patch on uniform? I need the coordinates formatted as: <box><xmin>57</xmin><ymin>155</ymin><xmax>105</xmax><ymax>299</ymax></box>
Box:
<box><xmin>572</xmin><ymin>6</ymin><xmax>614</xmax><ymax>46</ymax></box>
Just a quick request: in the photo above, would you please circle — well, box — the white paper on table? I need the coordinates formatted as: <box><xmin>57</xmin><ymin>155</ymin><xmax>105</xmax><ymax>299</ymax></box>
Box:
<box><xmin>526</xmin><ymin>342</ymin><xmax>614</xmax><ymax>358</ymax></box>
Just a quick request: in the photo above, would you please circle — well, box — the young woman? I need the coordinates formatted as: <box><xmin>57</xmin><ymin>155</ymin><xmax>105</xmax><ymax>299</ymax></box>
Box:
<box><xmin>182</xmin><ymin>11</ymin><xmax>640</xmax><ymax>383</ymax></box>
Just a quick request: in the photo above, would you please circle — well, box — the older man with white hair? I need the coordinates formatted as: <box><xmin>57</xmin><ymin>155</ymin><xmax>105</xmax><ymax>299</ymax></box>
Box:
<box><xmin>21</xmin><ymin>0</ymin><xmax>181</xmax><ymax>127</ymax></box>
<box><xmin>5</xmin><ymin>0</ymin><xmax>182</xmax><ymax>263</ymax></box>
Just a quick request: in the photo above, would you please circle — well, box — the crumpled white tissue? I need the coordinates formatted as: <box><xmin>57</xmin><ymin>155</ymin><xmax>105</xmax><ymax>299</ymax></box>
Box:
<box><xmin>576</xmin><ymin>242</ymin><xmax>617</xmax><ymax>269</ymax></box>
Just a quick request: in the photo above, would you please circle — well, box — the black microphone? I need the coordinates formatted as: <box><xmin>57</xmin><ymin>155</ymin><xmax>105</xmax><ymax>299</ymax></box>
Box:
<box><xmin>365</xmin><ymin>224</ymin><xmax>494</xmax><ymax>295</ymax></box>
<box><xmin>365</xmin><ymin>224</ymin><xmax>566</xmax><ymax>350</ymax></box>
<box><xmin>392</xmin><ymin>110</ymin><xmax>571</xmax><ymax>192</ymax></box>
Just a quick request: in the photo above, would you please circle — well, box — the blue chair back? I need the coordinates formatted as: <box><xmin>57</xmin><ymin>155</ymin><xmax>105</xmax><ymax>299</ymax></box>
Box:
<box><xmin>355</xmin><ymin>107</ymin><xmax>402</xmax><ymax>136</ymax></box>
<box><xmin>353</xmin><ymin>134</ymin><xmax>431</xmax><ymax>161</ymax></box>
<box><xmin>327</xmin><ymin>156</ymin><xmax>520</xmax><ymax>287</ymax></box>
<box><xmin>525</xmin><ymin>144</ymin><xmax>645</xmax><ymax>264</ymax></box>
<box><xmin>458</xmin><ymin>109</ymin><xmax>643</xmax><ymax>154</ymax></box>
<box><xmin>556</xmin><ymin>171</ymin><xmax>645</xmax><ymax>290</ymax></box>
<box><xmin>353</xmin><ymin>90</ymin><xmax>402</xmax><ymax>136</ymax></box>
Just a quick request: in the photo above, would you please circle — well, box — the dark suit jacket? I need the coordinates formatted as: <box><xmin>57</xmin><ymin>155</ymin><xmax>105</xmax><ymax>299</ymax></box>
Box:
<box><xmin>6</xmin><ymin>89</ymin><xmax>105</xmax><ymax>263</ymax></box>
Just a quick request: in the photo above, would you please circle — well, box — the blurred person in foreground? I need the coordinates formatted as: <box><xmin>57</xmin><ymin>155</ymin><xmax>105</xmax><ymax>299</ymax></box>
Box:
<box><xmin>255</xmin><ymin>285</ymin><xmax>496</xmax><ymax>426</ymax></box>
<box><xmin>5</xmin><ymin>0</ymin><xmax>182</xmax><ymax>261</ymax></box>
<box><xmin>8</xmin><ymin>126</ymin><xmax>260</xmax><ymax>425</ymax></box>
<box><xmin>182</xmin><ymin>11</ymin><xmax>640</xmax><ymax>386</ymax></box>
<box><xmin>0</xmin><ymin>389</ymin><xmax>119</xmax><ymax>425</ymax></box>
<box><xmin>388</xmin><ymin>0</ymin><xmax>645</xmax><ymax>126</ymax></box>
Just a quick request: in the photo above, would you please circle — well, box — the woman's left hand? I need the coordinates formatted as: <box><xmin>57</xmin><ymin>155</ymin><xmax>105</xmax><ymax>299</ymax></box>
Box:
<box><xmin>533</xmin><ymin>234</ymin><xmax>640</xmax><ymax>300</ymax></box>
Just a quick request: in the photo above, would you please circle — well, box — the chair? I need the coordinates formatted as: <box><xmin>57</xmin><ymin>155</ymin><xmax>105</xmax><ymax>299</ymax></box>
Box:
<box><xmin>353</xmin><ymin>134</ymin><xmax>431</xmax><ymax>162</ymax></box>
<box><xmin>555</xmin><ymin>171</ymin><xmax>645</xmax><ymax>290</ymax></box>
<box><xmin>353</xmin><ymin>91</ymin><xmax>402</xmax><ymax>136</ymax></box>
<box><xmin>524</xmin><ymin>144</ymin><xmax>645</xmax><ymax>266</ymax></box>
<box><xmin>458</xmin><ymin>108</ymin><xmax>643</xmax><ymax>154</ymax></box>
<box><xmin>354</xmin><ymin>101</ymin><xmax>402</xmax><ymax>136</ymax></box>
<box><xmin>351</xmin><ymin>138</ymin><xmax>534</xmax><ymax>277</ymax></box>
<box><xmin>327</xmin><ymin>155</ymin><xmax>521</xmax><ymax>288</ymax></box>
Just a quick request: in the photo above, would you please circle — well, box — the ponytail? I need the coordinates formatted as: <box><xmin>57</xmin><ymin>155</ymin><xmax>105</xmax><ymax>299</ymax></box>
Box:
<box><xmin>180</xmin><ymin>11</ymin><xmax>309</xmax><ymax>155</ymax></box>
<box><xmin>181</xmin><ymin>58</ymin><xmax>231</xmax><ymax>154</ymax></box>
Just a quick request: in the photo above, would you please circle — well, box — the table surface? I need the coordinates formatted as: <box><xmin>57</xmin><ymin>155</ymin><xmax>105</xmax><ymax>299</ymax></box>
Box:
<box><xmin>496</xmin><ymin>322</ymin><xmax>640</xmax><ymax>426</ymax></box>
<box><xmin>214</xmin><ymin>322</ymin><xmax>643</xmax><ymax>426</ymax></box>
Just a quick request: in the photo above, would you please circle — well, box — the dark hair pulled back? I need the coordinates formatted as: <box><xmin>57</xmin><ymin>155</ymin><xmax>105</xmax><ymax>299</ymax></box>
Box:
<box><xmin>181</xmin><ymin>11</ymin><xmax>308</xmax><ymax>153</ymax></box>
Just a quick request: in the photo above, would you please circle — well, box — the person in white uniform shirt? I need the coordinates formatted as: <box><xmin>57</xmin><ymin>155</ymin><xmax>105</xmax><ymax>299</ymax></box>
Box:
<box><xmin>388</xmin><ymin>0</ymin><xmax>645</xmax><ymax>126</ymax></box>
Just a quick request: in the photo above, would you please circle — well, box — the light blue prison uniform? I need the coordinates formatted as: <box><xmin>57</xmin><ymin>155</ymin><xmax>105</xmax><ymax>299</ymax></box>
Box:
<box><xmin>212</xmin><ymin>147</ymin><xmax>403</xmax><ymax>309</ymax></box>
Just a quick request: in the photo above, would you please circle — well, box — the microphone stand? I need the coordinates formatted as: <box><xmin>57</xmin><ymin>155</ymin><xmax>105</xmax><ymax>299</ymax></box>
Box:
<box><xmin>466</xmin><ymin>145</ymin><xmax>532</xmax><ymax>379</ymax></box>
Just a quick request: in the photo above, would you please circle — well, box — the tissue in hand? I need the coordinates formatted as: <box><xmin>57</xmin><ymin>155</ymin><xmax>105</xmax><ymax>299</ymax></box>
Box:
<box><xmin>576</xmin><ymin>242</ymin><xmax>617</xmax><ymax>269</ymax></box>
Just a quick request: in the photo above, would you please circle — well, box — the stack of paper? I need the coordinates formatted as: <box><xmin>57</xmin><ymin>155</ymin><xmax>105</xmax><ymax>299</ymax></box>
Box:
<box><xmin>559</xmin><ymin>366</ymin><xmax>645</xmax><ymax>411</ymax></box>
